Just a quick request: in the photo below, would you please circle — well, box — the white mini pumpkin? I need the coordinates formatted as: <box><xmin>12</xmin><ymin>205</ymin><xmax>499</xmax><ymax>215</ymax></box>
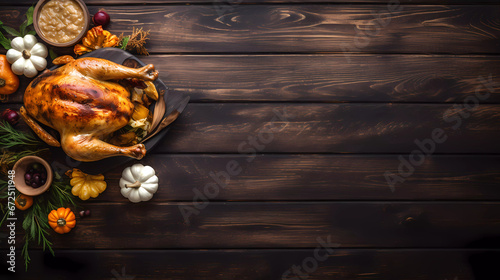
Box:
<box><xmin>6</xmin><ymin>35</ymin><xmax>48</xmax><ymax>78</ymax></box>
<box><xmin>119</xmin><ymin>163</ymin><xmax>159</xmax><ymax>203</ymax></box>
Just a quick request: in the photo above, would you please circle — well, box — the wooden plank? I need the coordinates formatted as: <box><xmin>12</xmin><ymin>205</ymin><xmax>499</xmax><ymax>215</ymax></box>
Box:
<box><xmin>2</xmin><ymin>103</ymin><xmax>500</xmax><ymax>154</ymax></box>
<box><xmin>1</xmin><ymin>5</ymin><xmax>499</xmax><ymax>54</ymax></box>
<box><xmin>155</xmin><ymin>103</ymin><xmax>500</xmax><ymax>153</ymax></box>
<box><xmin>92</xmin><ymin>154</ymin><xmax>500</xmax><ymax>201</ymax></box>
<box><xmin>1</xmin><ymin>249</ymin><xmax>492</xmax><ymax>279</ymax></box>
<box><xmin>6</xmin><ymin>54</ymin><xmax>500</xmax><ymax>104</ymax></box>
<box><xmin>136</xmin><ymin>55</ymin><xmax>500</xmax><ymax>103</ymax></box>
<box><xmin>8</xmin><ymin>202</ymin><xmax>500</xmax><ymax>249</ymax></box>
<box><xmin>3</xmin><ymin>0</ymin><xmax>500</xmax><ymax>5</ymax></box>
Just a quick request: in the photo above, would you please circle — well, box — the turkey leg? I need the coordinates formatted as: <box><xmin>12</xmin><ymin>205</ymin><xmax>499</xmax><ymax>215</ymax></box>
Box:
<box><xmin>19</xmin><ymin>106</ymin><xmax>61</xmax><ymax>147</ymax></box>
<box><xmin>73</xmin><ymin>58</ymin><xmax>159</xmax><ymax>82</ymax></box>
<box><xmin>61</xmin><ymin>133</ymin><xmax>146</xmax><ymax>162</ymax></box>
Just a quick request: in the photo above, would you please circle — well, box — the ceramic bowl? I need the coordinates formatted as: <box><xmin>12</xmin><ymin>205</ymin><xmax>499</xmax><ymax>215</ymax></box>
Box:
<box><xmin>33</xmin><ymin>0</ymin><xmax>90</xmax><ymax>47</ymax></box>
<box><xmin>13</xmin><ymin>156</ymin><xmax>53</xmax><ymax>196</ymax></box>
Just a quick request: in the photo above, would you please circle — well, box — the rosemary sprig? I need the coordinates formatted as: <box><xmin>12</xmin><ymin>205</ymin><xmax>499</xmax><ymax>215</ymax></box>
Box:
<box><xmin>1</xmin><ymin>149</ymin><xmax>49</xmax><ymax>175</ymax></box>
<box><xmin>0</xmin><ymin>120</ymin><xmax>41</xmax><ymax>149</ymax></box>
<box><xmin>0</xmin><ymin>178</ymin><xmax>7</xmax><ymax>199</ymax></box>
<box><xmin>0</xmin><ymin>178</ymin><xmax>76</xmax><ymax>270</ymax></box>
<box><xmin>14</xmin><ymin>178</ymin><xmax>78</xmax><ymax>270</ymax></box>
<box><xmin>47</xmin><ymin>180</ymin><xmax>78</xmax><ymax>209</ymax></box>
<box><xmin>0</xmin><ymin>203</ymin><xmax>8</xmax><ymax>226</ymax></box>
<box><xmin>22</xmin><ymin>202</ymin><xmax>55</xmax><ymax>269</ymax></box>
<box><xmin>0</xmin><ymin>105</ymin><xmax>82</xmax><ymax>271</ymax></box>
<box><xmin>0</xmin><ymin>118</ymin><xmax>78</xmax><ymax>270</ymax></box>
<box><xmin>0</xmin><ymin>120</ymin><xmax>46</xmax><ymax>174</ymax></box>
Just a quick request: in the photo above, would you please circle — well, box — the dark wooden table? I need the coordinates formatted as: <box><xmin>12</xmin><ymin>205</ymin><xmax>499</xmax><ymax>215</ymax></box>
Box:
<box><xmin>1</xmin><ymin>0</ymin><xmax>500</xmax><ymax>279</ymax></box>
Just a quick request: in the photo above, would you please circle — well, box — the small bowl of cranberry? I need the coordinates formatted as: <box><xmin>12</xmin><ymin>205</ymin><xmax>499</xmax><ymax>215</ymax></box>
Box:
<box><xmin>13</xmin><ymin>156</ymin><xmax>53</xmax><ymax>196</ymax></box>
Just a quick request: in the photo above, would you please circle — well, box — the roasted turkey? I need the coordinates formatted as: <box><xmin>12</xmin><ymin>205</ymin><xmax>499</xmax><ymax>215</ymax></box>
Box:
<box><xmin>20</xmin><ymin>56</ymin><xmax>158</xmax><ymax>162</ymax></box>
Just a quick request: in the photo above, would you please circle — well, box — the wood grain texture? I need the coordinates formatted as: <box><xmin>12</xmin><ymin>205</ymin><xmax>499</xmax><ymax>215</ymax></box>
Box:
<box><xmin>0</xmin><ymin>1</ymin><xmax>499</xmax><ymax>278</ymax></box>
<box><xmin>155</xmin><ymin>103</ymin><xmax>500</xmax><ymax>153</ymax></box>
<box><xmin>7</xmin><ymin>202</ymin><xmax>500</xmax><ymax>249</ymax></box>
<box><xmin>1</xmin><ymin>5</ymin><xmax>500</xmax><ymax>54</ymax></box>
<box><xmin>139</xmin><ymin>55</ymin><xmax>500</xmax><ymax>103</ymax></box>
<box><xmin>91</xmin><ymin>154</ymin><xmax>500</xmax><ymax>201</ymax></box>
<box><xmin>2</xmin><ymin>103</ymin><xmax>500</xmax><ymax>154</ymax></box>
<box><xmin>3</xmin><ymin>0</ymin><xmax>500</xmax><ymax>5</ymax></box>
<box><xmin>6</xmin><ymin>55</ymin><xmax>500</xmax><ymax>104</ymax></box>
<box><xmin>2</xmin><ymin>249</ymin><xmax>496</xmax><ymax>280</ymax></box>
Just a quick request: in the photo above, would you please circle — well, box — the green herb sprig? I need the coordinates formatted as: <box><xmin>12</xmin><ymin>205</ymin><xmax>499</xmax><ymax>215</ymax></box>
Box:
<box><xmin>20</xmin><ymin>179</ymin><xmax>78</xmax><ymax>269</ymax></box>
<box><xmin>0</xmin><ymin>120</ymin><xmax>41</xmax><ymax>149</ymax></box>
<box><xmin>119</xmin><ymin>36</ymin><xmax>130</xmax><ymax>51</ymax></box>
<box><xmin>0</xmin><ymin>120</ymin><xmax>47</xmax><ymax>175</ymax></box>
<box><xmin>0</xmin><ymin>5</ymin><xmax>35</xmax><ymax>49</ymax></box>
<box><xmin>0</xmin><ymin>178</ymin><xmax>78</xmax><ymax>270</ymax></box>
<box><xmin>0</xmin><ymin>120</ymin><xmax>79</xmax><ymax>270</ymax></box>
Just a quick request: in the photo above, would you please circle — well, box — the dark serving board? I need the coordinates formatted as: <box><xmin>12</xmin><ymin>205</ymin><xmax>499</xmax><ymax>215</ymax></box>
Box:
<box><xmin>48</xmin><ymin>48</ymin><xmax>188</xmax><ymax>174</ymax></box>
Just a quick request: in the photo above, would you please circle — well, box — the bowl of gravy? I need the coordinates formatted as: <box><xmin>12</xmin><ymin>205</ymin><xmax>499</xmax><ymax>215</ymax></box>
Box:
<box><xmin>33</xmin><ymin>0</ymin><xmax>90</xmax><ymax>47</ymax></box>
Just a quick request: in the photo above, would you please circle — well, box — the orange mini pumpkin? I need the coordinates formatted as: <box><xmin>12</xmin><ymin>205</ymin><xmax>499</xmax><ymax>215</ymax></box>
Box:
<box><xmin>48</xmin><ymin>207</ymin><xmax>76</xmax><ymax>234</ymax></box>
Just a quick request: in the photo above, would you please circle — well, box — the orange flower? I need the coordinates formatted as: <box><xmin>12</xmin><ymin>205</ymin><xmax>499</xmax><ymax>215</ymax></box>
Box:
<box><xmin>74</xmin><ymin>26</ymin><xmax>119</xmax><ymax>56</ymax></box>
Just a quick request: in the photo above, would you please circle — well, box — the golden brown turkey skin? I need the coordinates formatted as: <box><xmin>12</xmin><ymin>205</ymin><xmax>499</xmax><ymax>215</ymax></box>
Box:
<box><xmin>22</xmin><ymin>57</ymin><xmax>158</xmax><ymax>162</ymax></box>
<box><xmin>25</xmin><ymin>64</ymin><xmax>134</xmax><ymax>135</ymax></box>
